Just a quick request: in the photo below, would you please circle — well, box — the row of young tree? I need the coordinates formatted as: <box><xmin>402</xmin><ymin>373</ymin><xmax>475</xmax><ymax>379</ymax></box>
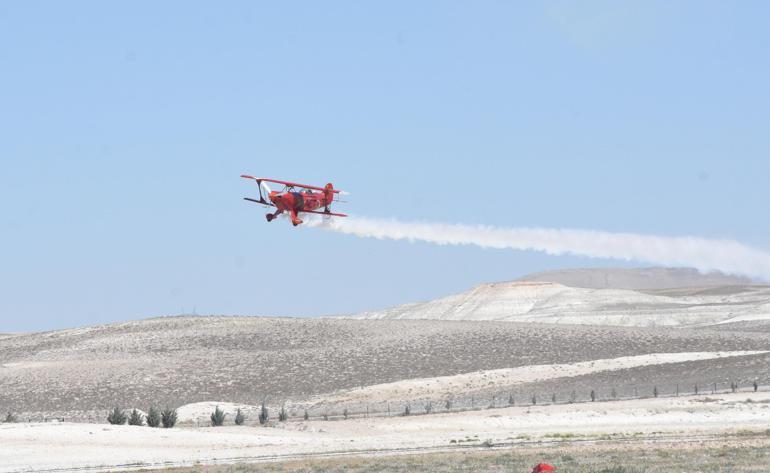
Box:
<box><xmin>107</xmin><ymin>407</ymin><xmax>177</xmax><ymax>427</ymax></box>
<box><xmin>105</xmin><ymin>379</ymin><xmax>762</xmax><ymax>426</ymax></box>
<box><xmin>107</xmin><ymin>400</ymin><xmax>281</xmax><ymax>427</ymax></box>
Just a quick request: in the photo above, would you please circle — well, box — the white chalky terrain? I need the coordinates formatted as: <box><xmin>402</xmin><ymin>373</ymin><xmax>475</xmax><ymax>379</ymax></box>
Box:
<box><xmin>357</xmin><ymin>281</ymin><xmax>770</xmax><ymax>327</ymax></box>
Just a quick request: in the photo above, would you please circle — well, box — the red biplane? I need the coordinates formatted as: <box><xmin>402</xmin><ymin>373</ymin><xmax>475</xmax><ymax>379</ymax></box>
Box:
<box><xmin>241</xmin><ymin>175</ymin><xmax>348</xmax><ymax>226</ymax></box>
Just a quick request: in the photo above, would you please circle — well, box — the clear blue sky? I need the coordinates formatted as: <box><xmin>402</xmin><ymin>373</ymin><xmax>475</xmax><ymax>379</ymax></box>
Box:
<box><xmin>2</xmin><ymin>1</ymin><xmax>769</xmax><ymax>332</ymax></box>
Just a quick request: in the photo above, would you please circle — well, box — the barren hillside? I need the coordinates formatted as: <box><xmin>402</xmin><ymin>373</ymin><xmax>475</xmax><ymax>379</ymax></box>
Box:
<box><xmin>1</xmin><ymin>316</ymin><xmax>769</xmax><ymax>421</ymax></box>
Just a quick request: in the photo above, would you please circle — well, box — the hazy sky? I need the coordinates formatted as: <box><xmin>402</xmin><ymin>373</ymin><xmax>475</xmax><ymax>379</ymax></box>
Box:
<box><xmin>2</xmin><ymin>1</ymin><xmax>769</xmax><ymax>332</ymax></box>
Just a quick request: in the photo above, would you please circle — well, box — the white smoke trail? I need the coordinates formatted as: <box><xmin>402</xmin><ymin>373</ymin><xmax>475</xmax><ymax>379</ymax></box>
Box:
<box><xmin>306</xmin><ymin>216</ymin><xmax>770</xmax><ymax>281</ymax></box>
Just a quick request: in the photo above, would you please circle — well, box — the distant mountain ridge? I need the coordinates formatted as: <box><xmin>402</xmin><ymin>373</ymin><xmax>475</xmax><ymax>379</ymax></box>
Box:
<box><xmin>518</xmin><ymin>267</ymin><xmax>753</xmax><ymax>290</ymax></box>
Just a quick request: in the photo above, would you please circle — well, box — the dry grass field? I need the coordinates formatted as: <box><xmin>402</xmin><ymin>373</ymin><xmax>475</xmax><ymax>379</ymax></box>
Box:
<box><xmin>151</xmin><ymin>438</ymin><xmax>770</xmax><ymax>473</ymax></box>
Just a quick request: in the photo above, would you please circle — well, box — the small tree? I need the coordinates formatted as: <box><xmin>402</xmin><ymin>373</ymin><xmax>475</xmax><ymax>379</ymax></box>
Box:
<box><xmin>235</xmin><ymin>408</ymin><xmax>246</xmax><ymax>425</ymax></box>
<box><xmin>146</xmin><ymin>407</ymin><xmax>161</xmax><ymax>427</ymax></box>
<box><xmin>211</xmin><ymin>406</ymin><xmax>226</xmax><ymax>426</ymax></box>
<box><xmin>259</xmin><ymin>400</ymin><xmax>269</xmax><ymax>425</ymax></box>
<box><xmin>4</xmin><ymin>412</ymin><xmax>17</xmax><ymax>423</ymax></box>
<box><xmin>569</xmin><ymin>390</ymin><xmax>576</xmax><ymax>403</ymax></box>
<box><xmin>107</xmin><ymin>407</ymin><xmax>127</xmax><ymax>425</ymax></box>
<box><xmin>551</xmin><ymin>393</ymin><xmax>556</xmax><ymax>404</ymax></box>
<box><xmin>278</xmin><ymin>404</ymin><xmax>288</xmax><ymax>422</ymax></box>
<box><xmin>695</xmin><ymin>383</ymin><xmax>699</xmax><ymax>395</ymax></box>
<box><xmin>445</xmin><ymin>398</ymin><xmax>453</xmax><ymax>410</ymax></box>
<box><xmin>343</xmin><ymin>407</ymin><xmax>349</xmax><ymax>420</ymax></box>
<box><xmin>425</xmin><ymin>401</ymin><xmax>433</xmax><ymax>414</ymax></box>
<box><xmin>653</xmin><ymin>386</ymin><xmax>658</xmax><ymax>398</ymax></box>
<box><xmin>161</xmin><ymin>408</ymin><xmax>177</xmax><ymax>428</ymax></box>
<box><xmin>303</xmin><ymin>409</ymin><xmax>309</xmax><ymax>421</ymax></box>
<box><xmin>611</xmin><ymin>387</ymin><xmax>617</xmax><ymax>400</ymax></box>
<box><xmin>531</xmin><ymin>394</ymin><xmax>537</xmax><ymax>405</ymax></box>
<box><xmin>590</xmin><ymin>390</ymin><xmax>596</xmax><ymax>402</ymax></box>
<box><xmin>403</xmin><ymin>403</ymin><xmax>411</xmax><ymax>416</ymax></box>
<box><xmin>754</xmin><ymin>380</ymin><xmax>759</xmax><ymax>392</ymax></box>
<box><xmin>128</xmin><ymin>409</ymin><xmax>144</xmax><ymax>426</ymax></box>
<box><xmin>508</xmin><ymin>393</ymin><xmax>514</xmax><ymax>406</ymax></box>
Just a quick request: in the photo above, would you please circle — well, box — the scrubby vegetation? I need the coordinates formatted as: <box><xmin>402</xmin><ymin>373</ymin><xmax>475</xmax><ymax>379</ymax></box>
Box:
<box><xmin>161</xmin><ymin>408</ymin><xmax>178</xmax><ymax>428</ymax></box>
<box><xmin>211</xmin><ymin>406</ymin><xmax>226</xmax><ymax>426</ymax></box>
<box><xmin>259</xmin><ymin>401</ymin><xmax>269</xmax><ymax>425</ymax></box>
<box><xmin>4</xmin><ymin>412</ymin><xmax>17</xmax><ymax>423</ymax></box>
<box><xmin>107</xmin><ymin>407</ymin><xmax>127</xmax><ymax>425</ymax></box>
<box><xmin>128</xmin><ymin>409</ymin><xmax>144</xmax><ymax>426</ymax></box>
<box><xmin>146</xmin><ymin>407</ymin><xmax>161</xmax><ymax>427</ymax></box>
<box><xmin>235</xmin><ymin>408</ymin><xmax>246</xmax><ymax>425</ymax></box>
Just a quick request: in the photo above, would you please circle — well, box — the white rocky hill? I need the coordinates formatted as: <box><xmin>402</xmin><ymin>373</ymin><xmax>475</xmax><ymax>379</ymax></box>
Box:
<box><xmin>518</xmin><ymin>267</ymin><xmax>754</xmax><ymax>290</ymax></box>
<box><xmin>357</xmin><ymin>268</ymin><xmax>770</xmax><ymax>327</ymax></box>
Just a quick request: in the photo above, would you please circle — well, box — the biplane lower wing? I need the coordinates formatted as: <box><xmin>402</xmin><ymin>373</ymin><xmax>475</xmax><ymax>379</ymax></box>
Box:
<box><xmin>301</xmin><ymin>209</ymin><xmax>348</xmax><ymax>218</ymax></box>
<box><xmin>243</xmin><ymin>197</ymin><xmax>274</xmax><ymax>207</ymax></box>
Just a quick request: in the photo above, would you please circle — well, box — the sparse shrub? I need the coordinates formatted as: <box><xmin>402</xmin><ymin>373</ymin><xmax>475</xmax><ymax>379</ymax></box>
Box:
<box><xmin>590</xmin><ymin>390</ymin><xmax>596</xmax><ymax>402</ymax></box>
<box><xmin>488</xmin><ymin>396</ymin><xmax>496</xmax><ymax>409</ymax></box>
<box><xmin>235</xmin><ymin>408</ymin><xmax>246</xmax><ymax>425</ymax></box>
<box><xmin>551</xmin><ymin>393</ymin><xmax>556</xmax><ymax>404</ymax></box>
<box><xmin>695</xmin><ymin>383</ymin><xmax>699</xmax><ymax>395</ymax></box>
<box><xmin>425</xmin><ymin>401</ymin><xmax>432</xmax><ymax>414</ymax></box>
<box><xmin>403</xmin><ymin>404</ymin><xmax>411</xmax><ymax>416</ymax></box>
<box><xmin>128</xmin><ymin>409</ymin><xmax>144</xmax><ymax>426</ymax></box>
<box><xmin>210</xmin><ymin>406</ymin><xmax>226</xmax><ymax>426</ymax></box>
<box><xmin>303</xmin><ymin>409</ymin><xmax>309</xmax><ymax>421</ymax></box>
<box><xmin>653</xmin><ymin>386</ymin><xmax>658</xmax><ymax>398</ymax></box>
<box><xmin>531</xmin><ymin>394</ymin><xmax>537</xmax><ymax>405</ymax></box>
<box><xmin>259</xmin><ymin>400</ymin><xmax>269</xmax><ymax>425</ymax></box>
<box><xmin>754</xmin><ymin>380</ymin><xmax>759</xmax><ymax>392</ymax></box>
<box><xmin>445</xmin><ymin>399</ymin><xmax>453</xmax><ymax>410</ymax></box>
<box><xmin>107</xmin><ymin>407</ymin><xmax>127</xmax><ymax>425</ymax></box>
<box><xmin>278</xmin><ymin>403</ymin><xmax>288</xmax><ymax>422</ymax></box>
<box><xmin>161</xmin><ymin>408</ymin><xmax>177</xmax><ymax>428</ymax></box>
<box><xmin>4</xmin><ymin>412</ymin><xmax>17</xmax><ymax>423</ymax></box>
<box><xmin>146</xmin><ymin>407</ymin><xmax>161</xmax><ymax>427</ymax></box>
<box><xmin>611</xmin><ymin>387</ymin><xmax>617</xmax><ymax>400</ymax></box>
<box><xmin>323</xmin><ymin>411</ymin><xmax>329</xmax><ymax>421</ymax></box>
<box><xmin>508</xmin><ymin>393</ymin><xmax>514</xmax><ymax>406</ymax></box>
<box><xmin>343</xmin><ymin>407</ymin><xmax>349</xmax><ymax>420</ymax></box>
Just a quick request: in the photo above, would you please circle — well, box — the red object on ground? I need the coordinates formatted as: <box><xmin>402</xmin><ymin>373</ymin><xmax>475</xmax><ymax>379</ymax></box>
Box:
<box><xmin>531</xmin><ymin>463</ymin><xmax>556</xmax><ymax>473</ymax></box>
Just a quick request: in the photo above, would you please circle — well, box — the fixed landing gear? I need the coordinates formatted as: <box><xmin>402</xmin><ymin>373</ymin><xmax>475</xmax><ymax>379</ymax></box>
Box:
<box><xmin>266</xmin><ymin>210</ymin><xmax>283</xmax><ymax>222</ymax></box>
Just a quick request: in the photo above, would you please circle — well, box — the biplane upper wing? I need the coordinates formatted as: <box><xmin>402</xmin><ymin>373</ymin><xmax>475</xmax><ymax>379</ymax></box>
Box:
<box><xmin>241</xmin><ymin>175</ymin><xmax>343</xmax><ymax>194</ymax></box>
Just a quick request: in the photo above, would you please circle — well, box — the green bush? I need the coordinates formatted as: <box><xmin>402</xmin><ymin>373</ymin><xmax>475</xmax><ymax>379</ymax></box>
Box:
<box><xmin>235</xmin><ymin>408</ymin><xmax>246</xmax><ymax>425</ymax></box>
<box><xmin>161</xmin><ymin>408</ymin><xmax>177</xmax><ymax>428</ymax></box>
<box><xmin>278</xmin><ymin>404</ymin><xmax>288</xmax><ymax>422</ymax></box>
<box><xmin>146</xmin><ymin>407</ymin><xmax>161</xmax><ymax>427</ymax></box>
<box><xmin>211</xmin><ymin>406</ymin><xmax>226</xmax><ymax>426</ymax></box>
<box><xmin>107</xmin><ymin>407</ymin><xmax>127</xmax><ymax>425</ymax></box>
<box><xmin>259</xmin><ymin>401</ymin><xmax>269</xmax><ymax>425</ymax></box>
<box><xmin>128</xmin><ymin>409</ymin><xmax>144</xmax><ymax>426</ymax></box>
